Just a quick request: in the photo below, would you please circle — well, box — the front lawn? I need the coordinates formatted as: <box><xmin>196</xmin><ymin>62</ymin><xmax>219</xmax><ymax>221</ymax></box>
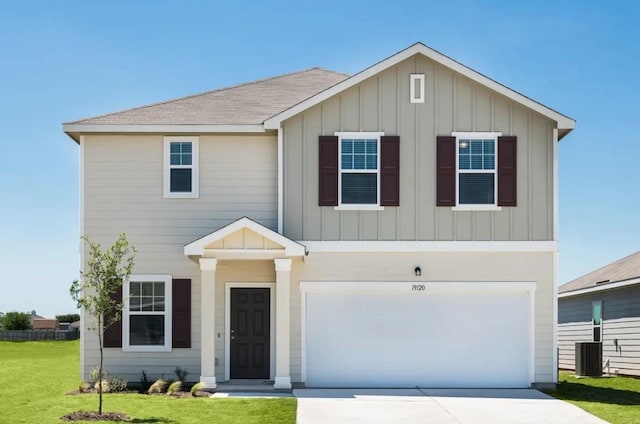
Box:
<box><xmin>0</xmin><ymin>340</ymin><xmax>296</xmax><ymax>423</ymax></box>
<box><xmin>548</xmin><ymin>371</ymin><xmax>640</xmax><ymax>424</ymax></box>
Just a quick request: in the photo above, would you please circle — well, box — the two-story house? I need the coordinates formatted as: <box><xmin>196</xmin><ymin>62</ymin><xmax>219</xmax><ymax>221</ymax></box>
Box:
<box><xmin>64</xmin><ymin>42</ymin><xmax>575</xmax><ymax>390</ymax></box>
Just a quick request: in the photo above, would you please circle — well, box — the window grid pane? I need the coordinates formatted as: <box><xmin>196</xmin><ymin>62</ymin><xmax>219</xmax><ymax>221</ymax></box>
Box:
<box><xmin>342</xmin><ymin>139</ymin><xmax>378</xmax><ymax>171</ymax></box>
<box><xmin>459</xmin><ymin>139</ymin><xmax>495</xmax><ymax>171</ymax></box>
<box><xmin>169</xmin><ymin>142</ymin><xmax>192</xmax><ymax>166</ymax></box>
<box><xmin>129</xmin><ymin>281</ymin><xmax>165</xmax><ymax>312</ymax></box>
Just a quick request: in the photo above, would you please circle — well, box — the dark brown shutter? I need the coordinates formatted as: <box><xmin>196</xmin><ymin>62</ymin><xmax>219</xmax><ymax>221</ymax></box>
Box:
<box><xmin>436</xmin><ymin>136</ymin><xmax>456</xmax><ymax>206</ymax></box>
<box><xmin>497</xmin><ymin>136</ymin><xmax>517</xmax><ymax>206</ymax></box>
<box><xmin>380</xmin><ymin>136</ymin><xmax>400</xmax><ymax>206</ymax></box>
<box><xmin>172</xmin><ymin>279</ymin><xmax>191</xmax><ymax>348</ymax></box>
<box><xmin>318</xmin><ymin>136</ymin><xmax>338</xmax><ymax>206</ymax></box>
<box><xmin>103</xmin><ymin>286</ymin><xmax>122</xmax><ymax>348</ymax></box>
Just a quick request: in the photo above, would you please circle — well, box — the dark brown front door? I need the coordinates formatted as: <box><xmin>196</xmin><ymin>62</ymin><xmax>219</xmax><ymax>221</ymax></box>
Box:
<box><xmin>230</xmin><ymin>288</ymin><xmax>270</xmax><ymax>379</ymax></box>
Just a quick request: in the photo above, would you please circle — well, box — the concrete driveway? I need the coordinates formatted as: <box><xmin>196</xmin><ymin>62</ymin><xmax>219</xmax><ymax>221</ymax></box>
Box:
<box><xmin>294</xmin><ymin>388</ymin><xmax>608</xmax><ymax>424</ymax></box>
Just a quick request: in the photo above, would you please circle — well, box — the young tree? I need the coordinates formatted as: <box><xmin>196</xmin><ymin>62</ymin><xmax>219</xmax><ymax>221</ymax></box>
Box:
<box><xmin>70</xmin><ymin>233</ymin><xmax>135</xmax><ymax>415</ymax></box>
<box><xmin>2</xmin><ymin>311</ymin><xmax>32</xmax><ymax>330</ymax></box>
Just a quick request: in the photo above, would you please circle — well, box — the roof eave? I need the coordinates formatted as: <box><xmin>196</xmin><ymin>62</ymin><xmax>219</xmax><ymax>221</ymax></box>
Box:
<box><xmin>63</xmin><ymin>123</ymin><xmax>269</xmax><ymax>143</ymax></box>
<box><xmin>558</xmin><ymin>276</ymin><xmax>640</xmax><ymax>298</ymax></box>
<box><xmin>265</xmin><ymin>42</ymin><xmax>576</xmax><ymax>134</ymax></box>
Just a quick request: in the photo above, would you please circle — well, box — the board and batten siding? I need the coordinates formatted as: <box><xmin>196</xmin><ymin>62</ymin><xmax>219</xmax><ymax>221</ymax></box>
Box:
<box><xmin>282</xmin><ymin>54</ymin><xmax>555</xmax><ymax>242</ymax></box>
<box><xmin>558</xmin><ymin>285</ymin><xmax>640</xmax><ymax>376</ymax></box>
<box><xmin>81</xmin><ymin>134</ymin><xmax>277</xmax><ymax>381</ymax></box>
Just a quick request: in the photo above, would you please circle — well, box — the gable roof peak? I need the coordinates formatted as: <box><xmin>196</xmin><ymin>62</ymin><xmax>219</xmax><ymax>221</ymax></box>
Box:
<box><xmin>265</xmin><ymin>41</ymin><xmax>575</xmax><ymax>137</ymax></box>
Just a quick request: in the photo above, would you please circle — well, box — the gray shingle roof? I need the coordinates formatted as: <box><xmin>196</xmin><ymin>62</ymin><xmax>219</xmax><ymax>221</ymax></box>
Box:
<box><xmin>66</xmin><ymin>68</ymin><xmax>349</xmax><ymax>126</ymax></box>
<box><xmin>559</xmin><ymin>250</ymin><xmax>640</xmax><ymax>294</ymax></box>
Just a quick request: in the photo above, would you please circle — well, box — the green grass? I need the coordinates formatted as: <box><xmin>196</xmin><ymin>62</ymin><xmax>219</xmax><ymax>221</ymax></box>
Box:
<box><xmin>547</xmin><ymin>371</ymin><xmax>640</xmax><ymax>424</ymax></box>
<box><xmin>0</xmin><ymin>340</ymin><xmax>296</xmax><ymax>423</ymax></box>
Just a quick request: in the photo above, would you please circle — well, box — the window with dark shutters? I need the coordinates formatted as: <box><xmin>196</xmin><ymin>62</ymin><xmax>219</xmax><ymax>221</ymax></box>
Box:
<box><xmin>380</xmin><ymin>136</ymin><xmax>400</xmax><ymax>206</ymax></box>
<box><xmin>497</xmin><ymin>136</ymin><xmax>517</xmax><ymax>206</ymax></box>
<box><xmin>436</xmin><ymin>136</ymin><xmax>456</xmax><ymax>206</ymax></box>
<box><xmin>103</xmin><ymin>286</ymin><xmax>122</xmax><ymax>348</ymax></box>
<box><xmin>318</xmin><ymin>136</ymin><xmax>339</xmax><ymax>206</ymax></box>
<box><xmin>172</xmin><ymin>279</ymin><xmax>191</xmax><ymax>348</ymax></box>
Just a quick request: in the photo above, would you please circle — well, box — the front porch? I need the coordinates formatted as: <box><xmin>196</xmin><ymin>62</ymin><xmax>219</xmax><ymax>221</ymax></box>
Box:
<box><xmin>184</xmin><ymin>217</ymin><xmax>306</xmax><ymax>390</ymax></box>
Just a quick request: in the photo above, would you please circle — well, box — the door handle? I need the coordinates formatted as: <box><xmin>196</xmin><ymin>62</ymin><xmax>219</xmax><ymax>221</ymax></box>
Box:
<box><xmin>231</xmin><ymin>335</ymin><xmax>236</xmax><ymax>341</ymax></box>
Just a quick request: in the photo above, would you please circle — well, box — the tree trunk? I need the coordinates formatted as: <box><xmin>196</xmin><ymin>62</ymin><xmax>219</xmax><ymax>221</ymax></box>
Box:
<box><xmin>98</xmin><ymin>315</ymin><xmax>103</xmax><ymax>415</ymax></box>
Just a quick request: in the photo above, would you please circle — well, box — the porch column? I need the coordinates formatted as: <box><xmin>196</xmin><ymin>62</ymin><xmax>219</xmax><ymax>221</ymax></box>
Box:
<box><xmin>199</xmin><ymin>257</ymin><xmax>217</xmax><ymax>388</ymax></box>
<box><xmin>274</xmin><ymin>258</ymin><xmax>292</xmax><ymax>389</ymax></box>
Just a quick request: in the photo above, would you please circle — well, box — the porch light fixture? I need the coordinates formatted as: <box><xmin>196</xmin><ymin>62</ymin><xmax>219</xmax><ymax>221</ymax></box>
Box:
<box><xmin>414</xmin><ymin>266</ymin><xmax>421</xmax><ymax>277</ymax></box>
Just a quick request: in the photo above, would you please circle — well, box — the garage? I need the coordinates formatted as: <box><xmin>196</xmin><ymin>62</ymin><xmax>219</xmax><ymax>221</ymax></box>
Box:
<box><xmin>301</xmin><ymin>281</ymin><xmax>535</xmax><ymax>388</ymax></box>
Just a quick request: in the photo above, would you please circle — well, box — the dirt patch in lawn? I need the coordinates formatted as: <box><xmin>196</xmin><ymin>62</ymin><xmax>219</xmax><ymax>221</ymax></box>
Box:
<box><xmin>61</xmin><ymin>411</ymin><xmax>131</xmax><ymax>421</ymax></box>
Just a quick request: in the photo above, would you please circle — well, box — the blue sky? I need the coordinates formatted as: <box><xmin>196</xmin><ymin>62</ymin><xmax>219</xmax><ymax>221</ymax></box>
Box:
<box><xmin>1</xmin><ymin>1</ymin><xmax>638</xmax><ymax>317</ymax></box>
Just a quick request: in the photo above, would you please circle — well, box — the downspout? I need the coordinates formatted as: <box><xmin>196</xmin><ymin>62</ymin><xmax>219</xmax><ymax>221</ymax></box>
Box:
<box><xmin>552</xmin><ymin>128</ymin><xmax>559</xmax><ymax>383</ymax></box>
<box><xmin>277</xmin><ymin>126</ymin><xmax>283</xmax><ymax>234</ymax></box>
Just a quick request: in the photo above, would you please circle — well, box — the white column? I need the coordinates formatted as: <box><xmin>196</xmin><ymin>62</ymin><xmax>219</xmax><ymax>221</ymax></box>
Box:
<box><xmin>274</xmin><ymin>258</ymin><xmax>292</xmax><ymax>389</ymax></box>
<box><xmin>199</xmin><ymin>258</ymin><xmax>217</xmax><ymax>388</ymax></box>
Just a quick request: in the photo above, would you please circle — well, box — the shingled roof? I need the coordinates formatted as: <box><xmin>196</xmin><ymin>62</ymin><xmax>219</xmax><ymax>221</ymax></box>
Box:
<box><xmin>559</xmin><ymin>250</ymin><xmax>640</xmax><ymax>294</ymax></box>
<box><xmin>65</xmin><ymin>67</ymin><xmax>349</xmax><ymax>126</ymax></box>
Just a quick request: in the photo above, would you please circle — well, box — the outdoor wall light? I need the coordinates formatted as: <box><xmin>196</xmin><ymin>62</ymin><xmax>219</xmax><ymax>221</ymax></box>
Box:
<box><xmin>414</xmin><ymin>266</ymin><xmax>421</xmax><ymax>277</ymax></box>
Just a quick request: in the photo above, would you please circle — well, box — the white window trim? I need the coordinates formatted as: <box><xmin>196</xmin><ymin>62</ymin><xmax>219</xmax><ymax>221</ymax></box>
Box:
<box><xmin>410</xmin><ymin>74</ymin><xmax>425</xmax><ymax>103</ymax></box>
<box><xmin>123</xmin><ymin>274</ymin><xmax>172</xmax><ymax>352</ymax></box>
<box><xmin>163</xmin><ymin>136</ymin><xmax>199</xmax><ymax>199</ymax></box>
<box><xmin>335</xmin><ymin>131</ymin><xmax>385</xmax><ymax>211</ymax></box>
<box><xmin>452</xmin><ymin>131</ymin><xmax>502</xmax><ymax>211</ymax></box>
<box><xmin>592</xmin><ymin>300</ymin><xmax>602</xmax><ymax>342</ymax></box>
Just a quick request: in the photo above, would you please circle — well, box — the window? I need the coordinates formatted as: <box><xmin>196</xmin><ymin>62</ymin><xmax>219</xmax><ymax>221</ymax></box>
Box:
<box><xmin>410</xmin><ymin>74</ymin><xmax>425</xmax><ymax>103</ymax></box>
<box><xmin>453</xmin><ymin>132</ymin><xmax>501</xmax><ymax>210</ymax></box>
<box><xmin>123</xmin><ymin>275</ymin><xmax>172</xmax><ymax>352</ymax></box>
<box><xmin>592</xmin><ymin>301</ymin><xmax>602</xmax><ymax>342</ymax></box>
<box><xmin>338</xmin><ymin>132</ymin><xmax>383</xmax><ymax>209</ymax></box>
<box><xmin>163</xmin><ymin>136</ymin><xmax>199</xmax><ymax>198</ymax></box>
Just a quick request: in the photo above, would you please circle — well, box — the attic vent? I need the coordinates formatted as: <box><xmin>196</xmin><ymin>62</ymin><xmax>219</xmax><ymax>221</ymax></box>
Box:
<box><xmin>410</xmin><ymin>74</ymin><xmax>425</xmax><ymax>103</ymax></box>
<box><xmin>595</xmin><ymin>280</ymin><xmax>610</xmax><ymax>285</ymax></box>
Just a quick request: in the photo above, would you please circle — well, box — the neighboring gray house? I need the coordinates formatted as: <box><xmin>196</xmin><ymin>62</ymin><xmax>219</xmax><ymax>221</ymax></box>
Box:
<box><xmin>63</xmin><ymin>42</ymin><xmax>575</xmax><ymax>389</ymax></box>
<box><xmin>558</xmin><ymin>251</ymin><xmax>640</xmax><ymax>376</ymax></box>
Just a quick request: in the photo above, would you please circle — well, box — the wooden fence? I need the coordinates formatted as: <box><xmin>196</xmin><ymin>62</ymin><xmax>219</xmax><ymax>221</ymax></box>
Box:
<box><xmin>0</xmin><ymin>329</ymin><xmax>79</xmax><ymax>341</ymax></box>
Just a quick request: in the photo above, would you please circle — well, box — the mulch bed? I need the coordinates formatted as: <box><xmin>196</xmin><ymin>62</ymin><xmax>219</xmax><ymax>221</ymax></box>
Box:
<box><xmin>65</xmin><ymin>389</ymin><xmax>210</xmax><ymax>397</ymax></box>
<box><xmin>61</xmin><ymin>411</ymin><xmax>131</xmax><ymax>421</ymax></box>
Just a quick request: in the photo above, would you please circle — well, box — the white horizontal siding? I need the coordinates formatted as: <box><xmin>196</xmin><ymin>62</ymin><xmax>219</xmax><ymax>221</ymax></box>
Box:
<box><xmin>558</xmin><ymin>317</ymin><xmax>640</xmax><ymax>376</ymax></box>
<box><xmin>81</xmin><ymin>134</ymin><xmax>277</xmax><ymax>381</ymax></box>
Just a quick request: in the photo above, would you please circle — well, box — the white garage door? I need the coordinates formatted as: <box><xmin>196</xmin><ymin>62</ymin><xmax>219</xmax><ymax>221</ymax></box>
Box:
<box><xmin>303</xmin><ymin>282</ymin><xmax>533</xmax><ymax>388</ymax></box>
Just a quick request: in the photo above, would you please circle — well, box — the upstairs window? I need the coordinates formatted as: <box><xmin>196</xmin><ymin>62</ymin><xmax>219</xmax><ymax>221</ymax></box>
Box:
<box><xmin>163</xmin><ymin>136</ymin><xmax>199</xmax><ymax>198</ymax></box>
<box><xmin>436</xmin><ymin>132</ymin><xmax>516</xmax><ymax>210</ymax></box>
<box><xmin>457</xmin><ymin>137</ymin><xmax>497</xmax><ymax>205</ymax></box>
<box><xmin>319</xmin><ymin>132</ymin><xmax>399</xmax><ymax>209</ymax></box>
<box><xmin>340</xmin><ymin>135</ymin><xmax>380</xmax><ymax>206</ymax></box>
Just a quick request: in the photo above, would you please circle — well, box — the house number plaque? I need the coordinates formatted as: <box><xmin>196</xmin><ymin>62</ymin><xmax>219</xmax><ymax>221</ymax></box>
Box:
<box><xmin>411</xmin><ymin>284</ymin><xmax>426</xmax><ymax>291</ymax></box>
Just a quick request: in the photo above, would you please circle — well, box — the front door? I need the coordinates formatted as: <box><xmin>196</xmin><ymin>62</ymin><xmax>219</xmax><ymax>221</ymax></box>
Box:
<box><xmin>230</xmin><ymin>288</ymin><xmax>270</xmax><ymax>379</ymax></box>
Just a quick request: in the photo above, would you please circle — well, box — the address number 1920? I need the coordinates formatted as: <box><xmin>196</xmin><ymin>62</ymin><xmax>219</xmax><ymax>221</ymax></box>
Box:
<box><xmin>412</xmin><ymin>284</ymin><xmax>426</xmax><ymax>291</ymax></box>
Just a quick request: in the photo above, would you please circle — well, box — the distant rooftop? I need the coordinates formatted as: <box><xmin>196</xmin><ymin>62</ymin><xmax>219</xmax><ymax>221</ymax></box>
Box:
<box><xmin>559</xmin><ymin>250</ymin><xmax>640</xmax><ymax>294</ymax></box>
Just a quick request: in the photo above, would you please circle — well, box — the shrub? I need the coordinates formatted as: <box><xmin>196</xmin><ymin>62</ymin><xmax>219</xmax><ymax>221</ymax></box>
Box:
<box><xmin>148</xmin><ymin>379</ymin><xmax>168</xmax><ymax>394</ymax></box>
<box><xmin>2</xmin><ymin>312</ymin><xmax>32</xmax><ymax>330</ymax></box>
<box><xmin>108</xmin><ymin>375</ymin><xmax>128</xmax><ymax>393</ymax></box>
<box><xmin>94</xmin><ymin>379</ymin><xmax>110</xmax><ymax>393</ymax></box>
<box><xmin>190</xmin><ymin>382</ymin><xmax>207</xmax><ymax>396</ymax></box>
<box><xmin>88</xmin><ymin>366</ymin><xmax>127</xmax><ymax>393</ymax></box>
<box><xmin>55</xmin><ymin>313</ymin><xmax>80</xmax><ymax>323</ymax></box>
<box><xmin>167</xmin><ymin>381</ymin><xmax>182</xmax><ymax>395</ymax></box>
<box><xmin>174</xmin><ymin>366</ymin><xmax>188</xmax><ymax>382</ymax></box>
<box><xmin>139</xmin><ymin>370</ymin><xmax>152</xmax><ymax>393</ymax></box>
<box><xmin>78</xmin><ymin>381</ymin><xmax>91</xmax><ymax>393</ymax></box>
